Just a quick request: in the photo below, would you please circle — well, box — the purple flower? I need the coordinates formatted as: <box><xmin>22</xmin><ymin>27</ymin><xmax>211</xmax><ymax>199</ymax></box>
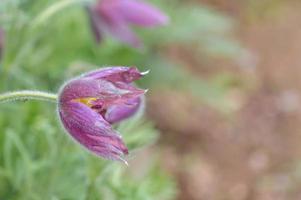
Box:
<box><xmin>87</xmin><ymin>0</ymin><xmax>169</xmax><ymax>48</ymax></box>
<box><xmin>58</xmin><ymin>66</ymin><xmax>148</xmax><ymax>163</ymax></box>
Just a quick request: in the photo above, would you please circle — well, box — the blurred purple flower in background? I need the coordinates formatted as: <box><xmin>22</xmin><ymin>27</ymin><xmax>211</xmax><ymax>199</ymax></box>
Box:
<box><xmin>87</xmin><ymin>0</ymin><xmax>169</xmax><ymax>48</ymax></box>
<box><xmin>58</xmin><ymin>67</ymin><xmax>147</xmax><ymax>163</ymax></box>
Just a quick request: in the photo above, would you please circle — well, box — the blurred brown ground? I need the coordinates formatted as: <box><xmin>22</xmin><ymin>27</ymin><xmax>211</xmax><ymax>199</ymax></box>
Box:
<box><xmin>147</xmin><ymin>0</ymin><xmax>301</xmax><ymax>199</ymax></box>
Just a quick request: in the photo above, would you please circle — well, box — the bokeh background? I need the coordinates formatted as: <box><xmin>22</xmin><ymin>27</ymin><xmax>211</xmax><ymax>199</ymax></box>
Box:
<box><xmin>1</xmin><ymin>0</ymin><xmax>301</xmax><ymax>199</ymax></box>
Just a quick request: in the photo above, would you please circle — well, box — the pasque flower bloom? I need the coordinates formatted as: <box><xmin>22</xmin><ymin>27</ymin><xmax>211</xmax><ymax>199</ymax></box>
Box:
<box><xmin>87</xmin><ymin>0</ymin><xmax>169</xmax><ymax>48</ymax></box>
<box><xmin>58</xmin><ymin>67</ymin><xmax>147</xmax><ymax>163</ymax></box>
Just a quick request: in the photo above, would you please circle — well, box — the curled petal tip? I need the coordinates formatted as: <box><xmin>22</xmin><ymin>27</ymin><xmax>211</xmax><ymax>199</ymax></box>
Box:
<box><xmin>140</xmin><ymin>69</ymin><xmax>150</xmax><ymax>76</ymax></box>
<box><xmin>120</xmin><ymin>158</ymin><xmax>129</xmax><ymax>166</ymax></box>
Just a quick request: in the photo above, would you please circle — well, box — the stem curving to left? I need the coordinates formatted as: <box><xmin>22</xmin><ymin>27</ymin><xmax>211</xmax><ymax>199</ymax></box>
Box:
<box><xmin>0</xmin><ymin>90</ymin><xmax>57</xmax><ymax>104</ymax></box>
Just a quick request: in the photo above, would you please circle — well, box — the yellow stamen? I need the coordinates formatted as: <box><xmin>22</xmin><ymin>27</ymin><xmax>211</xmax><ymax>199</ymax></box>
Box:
<box><xmin>74</xmin><ymin>97</ymin><xmax>97</xmax><ymax>107</ymax></box>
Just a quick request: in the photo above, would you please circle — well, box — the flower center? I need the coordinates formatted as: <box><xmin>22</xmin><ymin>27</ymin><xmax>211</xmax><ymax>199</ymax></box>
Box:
<box><xmin>74</xmin><ymin>97</ymin><xmax>107</xmax><ymax>117</ymax></box>
<box><xmin>74</xmin><ymin>97</ymin><xmax>98</xmax><ymax>107</ymax></box>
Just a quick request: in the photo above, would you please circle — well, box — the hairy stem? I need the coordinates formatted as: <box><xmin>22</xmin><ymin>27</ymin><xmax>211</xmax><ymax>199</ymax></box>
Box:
<box><xmin>0</xmin><ymin>91</ymin><xmax>57</xmax><ymax>104</ymax></box>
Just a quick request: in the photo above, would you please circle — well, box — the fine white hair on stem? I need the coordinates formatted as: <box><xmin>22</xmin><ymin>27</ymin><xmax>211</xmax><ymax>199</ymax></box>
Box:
<box><xmin>0</xmin><ymin>90</ymin><xmax>57</xmax><ymax>104</ymax></box>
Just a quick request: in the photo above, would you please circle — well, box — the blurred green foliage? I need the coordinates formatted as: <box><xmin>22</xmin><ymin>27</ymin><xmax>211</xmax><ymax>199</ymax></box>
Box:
<box><xmin>0</xmin><ymin>0</ymin><xmax>243</xmax><ymax>199</ymax></box>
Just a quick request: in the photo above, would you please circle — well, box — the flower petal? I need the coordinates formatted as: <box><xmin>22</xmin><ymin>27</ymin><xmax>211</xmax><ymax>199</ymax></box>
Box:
<box><xmin>105</xmin><ymin>97</ymin><xmax>141</xmax><ymax>124</ymax></box>
<box><xmin>83</xmin><ymin>66</ymin><xmax>143</xmax><ymax>83</ymax></box>
<box><xmin>59</xmin><ymin>101</ymin><xmax>128</xmax><ymax>161</ymax></box>
<box><xmin>86</xmin><ymin>6</ymin><xmax>104</xmax><ymax>43</ymax></box>
<box><xmin>59</xmin><ymin>78</ymin><xmax>143</xmax><ymax>104</ymax></box>
<box><xmin>115</xmin><ymin>0</ymin><xmax>169</xmax><ymax>27</ymax></box>
<box><xmin>59</xmin><ymin>78</ymin><xmax>104</xmax><ymax>103</ymax></box>
<box><xmin>97</xmin><ymin>1</ymin><xmax>142</xmax><ymax>48</ymax></box>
